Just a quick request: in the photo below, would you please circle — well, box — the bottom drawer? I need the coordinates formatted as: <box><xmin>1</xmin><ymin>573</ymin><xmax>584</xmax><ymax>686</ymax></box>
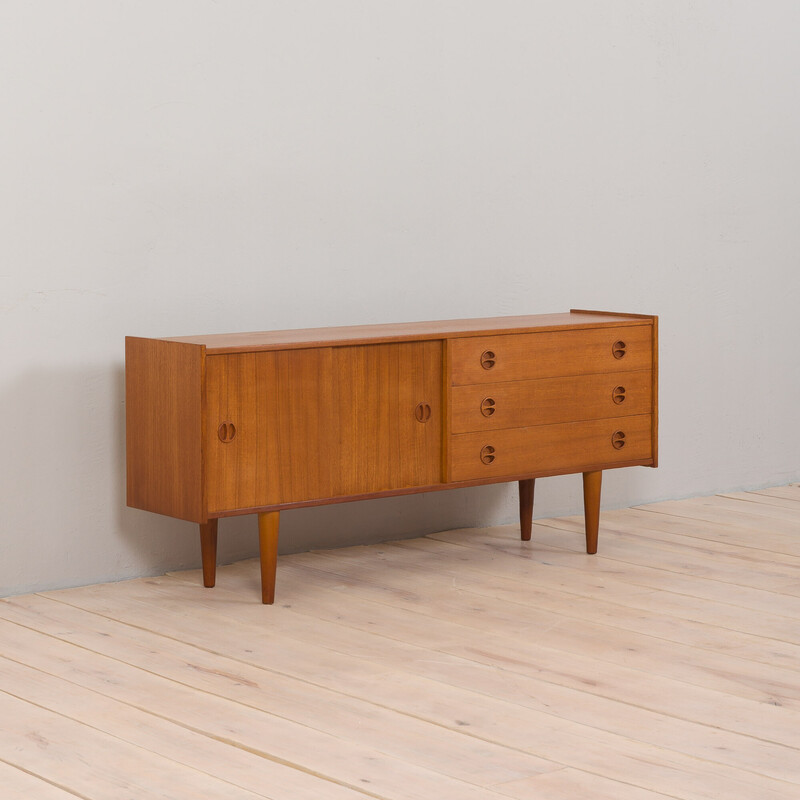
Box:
<box><xmin>449</xmin><ymin>414</ymin><xmax>652</xmax><ymax>482</ymax></box>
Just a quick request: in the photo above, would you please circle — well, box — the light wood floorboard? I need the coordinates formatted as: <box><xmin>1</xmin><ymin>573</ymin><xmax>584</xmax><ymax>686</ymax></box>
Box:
<box><xmin>0</xmin><ymin>759</ymin><xmax>82</xmax><ymax>800</ymax></box>
<box><xmin>745</xmin><ymin>484</ymin><xmax>799</xmax><ymax>503</ymax></box>
<box><xmin>1</xmin><ymin>485</ymin><xmax>798</xmax><ymax>799</ymax></box>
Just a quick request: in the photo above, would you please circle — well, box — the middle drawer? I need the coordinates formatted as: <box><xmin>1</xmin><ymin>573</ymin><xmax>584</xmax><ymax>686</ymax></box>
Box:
<box><xmin>450</xmin><ymin>369</ymin><xmax>652</xmax><ymax>433</ymax></box>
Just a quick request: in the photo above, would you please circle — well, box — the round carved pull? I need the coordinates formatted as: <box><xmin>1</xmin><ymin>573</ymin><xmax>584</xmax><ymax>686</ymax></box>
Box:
<box><xmin>480</xmin><ymin>445</ymin><xmax>496</xmax><ymax>464</ymax></box>
<box><xmin>480</xmin><ymin>397</ymin><xmax>496</xmax><ymax>417</ymax></box>
<box><xmin>611</xmin><ymin>430</ymin><xmax>626</xmax><ymax>450</ymax></box>
<box><xmin>612</xmin><ymin>341</ymin><xmax>627</xmax><ymax>359</ymax></box>
<box><xmin>612</xmin><ymin>386</ymin><xmax>626</xmax><ymax>405</ymax></box>
<box><xmin>218</xmin><ymin>421</ymin><xmax>236</xmax><ymax>443</ymax></box>
<box><xmin>480</xmin><ymin>350</ymin><xmax>496</xmax><ymax>370</ymax></box>
<box><xmin>414</xmin><ymin>402</ymin><xmax>432</xmax><ymax>423</ymax></box>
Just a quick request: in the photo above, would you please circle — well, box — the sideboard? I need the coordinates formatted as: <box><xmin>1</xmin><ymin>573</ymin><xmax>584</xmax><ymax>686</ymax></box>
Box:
<box><xmin>126</xmin><ymin>310</ymin><xmax>658</xmax><ymax>603</ymax></box>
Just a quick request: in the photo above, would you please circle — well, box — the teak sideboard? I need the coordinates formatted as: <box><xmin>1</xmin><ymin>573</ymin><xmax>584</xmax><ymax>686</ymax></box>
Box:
<box><xmin>126</xmin><ymin>310</ymin><xmax>658</xmax><ymax>603</ymax></box>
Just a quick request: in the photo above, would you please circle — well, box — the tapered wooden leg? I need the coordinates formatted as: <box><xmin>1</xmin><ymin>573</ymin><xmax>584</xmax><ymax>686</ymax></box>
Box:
<box><xmin>582</xmin><ymin>470</ymin><xmax>602</xmax><ymax>554</ymax></box>
<box><xmin>258</xmin><ymin>511</ymin><xmax>280</xmax><ymax>605</ymax></box>
<box><xmin>519</xmin><ymin>479</ymin><xmax>535</xmax><ymax>541</ymax></box>
<box><xmin>199</xmin><ymin>520</ymin><xmax>218</xmax><ymax>588</ymax></box>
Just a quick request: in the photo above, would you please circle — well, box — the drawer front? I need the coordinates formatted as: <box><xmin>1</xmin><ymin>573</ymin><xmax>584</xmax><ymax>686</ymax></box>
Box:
<box><xmin>450</xmin><ymin>370</ymin><xmax>652</xmax><ymax>433</ymax></box>
<box><xmin>449</xmin><ymin>325</ymin><xmax>652</xmax><ymax>386</ymax></box>
<box><xmin>449</xmin><ymin>414</ymin><xmax>652</xmax><ymax>482</ymax></box>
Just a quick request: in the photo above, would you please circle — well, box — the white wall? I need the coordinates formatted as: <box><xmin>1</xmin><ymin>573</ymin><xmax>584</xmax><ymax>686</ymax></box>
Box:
<box><xmin>2</xmin><ymin>1</ymin><xmax>798</xmax><ymax>597</ymax></box>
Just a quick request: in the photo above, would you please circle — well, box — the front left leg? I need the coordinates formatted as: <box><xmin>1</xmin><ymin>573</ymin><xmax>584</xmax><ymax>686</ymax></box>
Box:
<box><xmin>258</xmin><ymin>511</ymin><xmax>280</xmax><ymax>604</ymax></box>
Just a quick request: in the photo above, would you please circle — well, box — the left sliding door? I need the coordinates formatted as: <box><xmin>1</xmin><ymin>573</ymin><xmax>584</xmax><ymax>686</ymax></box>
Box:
<box><xmin>205</xmin><ymin>348</ymin><xmax>337</xmax><ymax>513</ymax></box>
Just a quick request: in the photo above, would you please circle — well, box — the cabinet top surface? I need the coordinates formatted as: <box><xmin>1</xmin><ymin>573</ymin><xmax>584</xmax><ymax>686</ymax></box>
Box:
<box><xmin>159</xmin><ymin>311</ymin><xmax>653</xmax><ymax>354</ymax></box>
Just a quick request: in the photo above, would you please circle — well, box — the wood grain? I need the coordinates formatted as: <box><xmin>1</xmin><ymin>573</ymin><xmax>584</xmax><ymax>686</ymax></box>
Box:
<box><xmin>651</xmin><ymin>315</ymin><xmax>659</xmax><ymax>467</ymax></box>
<box><xmin>449</xmin><ymin>415</ymin><xmax>652</xmax><ymax>482</ymax></box>
<box><xmin>720</xmin><ymin>490</ymin><xmax>800</xmax><ymax>510</ymax></box>
<box><xmin>205</xmin><ymin>348</ymin><xmax>336</xmax><ymax>511</ymax></box>
<box><xmin>0</xmin><ymin>598</ymin><xmax>555</xmax><ymax>797</ymax></box>
<box><xmin>635</xmin><ymin>496</ymin><xmax>800</xmax><ymax>539</ymax></box>
<box><xmin>163</xmin><ymin>311</ymin><xmax>650</xmax><ymax>354</ymax></box>
<box><xmin>125</xmin><ymin>337</ymin><xmax>206</xmax><ymax>523</ymax></box>
<box><xmin>449</xmin><ymin>325</ymin><xmax>653</xmax><ymax>386</ymax></box>
<box><xmin>5</xmin><ymin>484</ymin><xmax>799</xmax><ymax>800</ymax></box>
<box><xmin>747</xmin><ymin>485</ymin><xmax>800</xmax><ymax>502</ymax></box>
<box><xmin>206</xmin><ymin>343</ymin><xmax>442</xmax><ymax>512</ymax></box>
<box><xmin>450</xmin><ymin>370</ymin><xmax>652</xmax><ymax>433</ymax></box>
<box><xmin>496</xmin><ymin>767</ymin><xmax>672</xmax><ymax>800</ymax></box>
<box><xmin>20</xmin><ymin>577</ymin><xmax>794</xmax><ymax>797</ymax></box>
<box><xmin>0</xmin><ymin>649</ymin><xmax>365</xmax><ymax>800</ymax></box>
<box><xmin>519</xmin><ymin>479</ymin><xmax>535</xmax><ymax>542</ymax></box>
<box><xmin>208</xmin><ymin>458</ymin><xmax>653</xmax><ymax>517</ymax></box>
<box><xmin>394</xmin><ymin>531</ymin><xmax>800</xmax><ymax>661</ymax></box>
<box><xmin>332</xmin><ymin>341</ymin><xmax>442</xmax><ymax>496</ymax></box>
<box><xmin>0</xmin><ymin>760</ymin><xmax>79</xmax><ymax>800</ymax></box>
<box><xmin>583</xmin><ymin>470</ymin><xmax>602</xmax><ymax>554</ymax></box>
<box><xmin>199</xmin><ymin>520</ymin><xmax>217</xmax><ymax>588</ymax></box>
<box><xmin>0</xmin><ymin>689</ymin><xmax>263</xmax><ymax>800</ymax></box>
<box><xmin>569</xmin><ymin>308</ymin><xmax>655</xmax><ymax>320</ymax></box>
<box><xmin>258</xmin><ymin>511</ymin><xmax>279</xmax><ymax>605</ymax></box>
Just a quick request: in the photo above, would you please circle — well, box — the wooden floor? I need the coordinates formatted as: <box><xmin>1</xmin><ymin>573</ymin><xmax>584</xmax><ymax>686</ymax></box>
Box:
<box><xmin>2</xmin><ymin>486</ymin><xmax>799</xmax><ymax>799</ymax></box>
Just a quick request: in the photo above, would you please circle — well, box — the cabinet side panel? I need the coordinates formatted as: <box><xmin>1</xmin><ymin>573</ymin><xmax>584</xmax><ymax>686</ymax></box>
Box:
<box><xmin>651</xmin><ymin>315</ymin><xmax>659</xmax><ymax>467</ymax></box>
<box><xmin>442</xmin><ymin>338</ymin><xmax>452</xmax><ymax>483</ymax></box>
<box><xmin>125</xmin><ymin>338</ymin><xmax>205</xmax><ymax>522</ymax></box>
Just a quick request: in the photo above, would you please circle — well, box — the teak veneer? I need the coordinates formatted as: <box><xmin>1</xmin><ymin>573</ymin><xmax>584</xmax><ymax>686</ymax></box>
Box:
<box><xmin>126</xmin><ymin>310</ymin><xmax>658</xmax><ymax>603</ymax></box>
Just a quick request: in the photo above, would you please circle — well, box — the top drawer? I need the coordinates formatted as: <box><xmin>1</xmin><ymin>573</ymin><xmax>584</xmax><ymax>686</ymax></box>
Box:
<box><xmin>449</xmin><ymin>325</ymin><xmax>652</xmax><ymax>386</ymax></box>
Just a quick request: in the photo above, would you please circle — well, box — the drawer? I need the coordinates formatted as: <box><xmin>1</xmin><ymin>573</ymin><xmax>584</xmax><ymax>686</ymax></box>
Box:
<box><xmin>449</xmin><ymin>414</ymin><xmax>652</xmax><ymax>482</ymax></box>
<box><xmin>450</xmin><ymin>370</ymin><xmax>652</xmax><ymax>433</ymax></box>
<box><xmin>449</xmin><ymin>325</ymin><xmax>652</xmax><ymax>386</ymax></box>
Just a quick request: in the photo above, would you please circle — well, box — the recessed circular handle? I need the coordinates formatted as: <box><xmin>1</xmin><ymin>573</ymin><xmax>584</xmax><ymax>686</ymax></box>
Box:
<box><xmin>612</xmin><ymin>341</ymin><xmax>627</xmax><ymax>359</ymax></box>
<box><xmin>218</xmin><ymin>421</ymin><xmax>236</xmax><ymax>443</ymax></box>
<box><xmin>480</xmin><ymin>397</ymin><xmax>496</xmax><ymax>417</ymax></box>
<box><xmin>612</xmin><ymin>386</ymin><xmax>626</xmax><ymax>404</ymax></box>
<box><xmin>611</xmin><ymin>430</ymin><xmax>626</xmax><ymax>449</ymax></box>
<box><xmin>480</xmin><ymin>350</ymin><xmax>496</xmax><ymax>370</ymax></box>
<box><xmin>414</xmin><ymin>402</ymin><xmax>432</xmax><ymax>423</ymax></box>
<box><xmin>480</xmin><ymin>445</ymin><xmax>496</xmax><ymax>464</ymax></box>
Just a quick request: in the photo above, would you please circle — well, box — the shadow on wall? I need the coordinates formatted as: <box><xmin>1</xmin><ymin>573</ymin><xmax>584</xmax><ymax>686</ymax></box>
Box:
<box><xmin>1</xmin><ymin>363</ymin><xmax>251</xmax><ymax>596</ymax></box>
<box><xmin>113</xmin><ymin>364</ymin><xmax>259</xmax><ymax>574</ymax></box>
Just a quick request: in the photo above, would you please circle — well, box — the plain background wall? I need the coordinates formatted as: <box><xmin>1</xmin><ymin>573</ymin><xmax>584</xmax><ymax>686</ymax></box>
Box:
<box><xmin>2</xmin><ymin>1</ymin><xmax>798</xmax><ymax>596</ymax></box>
